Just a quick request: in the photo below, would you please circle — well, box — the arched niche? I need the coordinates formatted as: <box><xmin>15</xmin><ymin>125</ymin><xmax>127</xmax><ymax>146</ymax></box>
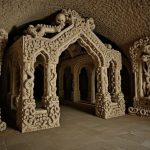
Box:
<box><xmin>129</xmin><ymin>37</ymin><xmax>150</xmax><ymax>117</ymax></box>
<box><xmin>34</xmin><ymin>63</ymin><xmax>44</xmax><ymax>107</ymax></box>
<box><xmin>121</xmin><ymin>65</ymin><xmax>133</xmax><ymax>112</ymax></box>
<box><xmin>79</xmin><ymin>67</ymin><xmax>89</xmax><ymax>101</ymax></box>
<box><xmin>33</xmin><ymin>52</ymin><xmax>49</xmax><ymax>108</ymax></box>
<box><xmin>63</xmin><ymin>66</ymin><xmax>73</xmax><ymax>101</ymax></box>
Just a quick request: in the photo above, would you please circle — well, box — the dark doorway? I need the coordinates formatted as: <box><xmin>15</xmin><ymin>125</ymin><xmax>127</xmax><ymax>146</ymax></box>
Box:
<box><xmin>79</xmin><ymin>68</ymin><xmax>88</xmax><ymax>101</ymax></box>
<box><xmin>63</xmin><ymin>67</ymin><xmax>73</xmax><ymax>100</ymax></box>
<box><xmin>7</xmin><ymin>70</ymin><xmax>11</xmax><ymax>94</ymax></box>
<box><xmin>121</xmin><ymin>65</ymin><xmax>133</xmax><ymax>112</ymax></box>
<box><xmin>34</xmin><ymin>64</ymin><xmax>44</xmax><ymax>107</ymax></box>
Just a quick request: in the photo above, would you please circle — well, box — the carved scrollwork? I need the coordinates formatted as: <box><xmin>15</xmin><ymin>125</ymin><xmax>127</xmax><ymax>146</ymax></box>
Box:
<box><xmin>130</xmin><ymin>37</ymin><xmax>150</xmax><ymax>73</ymax></box>
<box><xmin>129</xmin><ymin>37</ymin><xmax>150</xmax><ymax>118</ymax></box>
<box><xmin>5</xmin><ymin>9</ymin><xmax>125</xmax><ymax>132</ymax></box>
<box><xmin>23</xmin><ymin>62</ymin><xmax>34</xmax><ymax>99</ymax></box>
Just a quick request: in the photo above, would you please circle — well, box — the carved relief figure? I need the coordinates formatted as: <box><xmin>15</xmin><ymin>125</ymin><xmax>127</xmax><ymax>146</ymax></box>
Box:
<box><xmin>142</xmin><ymin>45</ymin><xmax>150</xmax><ymax>97</ymax></box>
<box><xmin>129</xmin><ymin>37</ymin><xmax>150</xmax><ymax>117</ymax></box>
<box><xmin>26</xmin><ymin>13</ymin><xmax>66</xmax><ymax>38</ymax></box>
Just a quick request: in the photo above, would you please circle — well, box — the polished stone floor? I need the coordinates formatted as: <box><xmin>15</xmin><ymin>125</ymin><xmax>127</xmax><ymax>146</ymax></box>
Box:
<box><xmin>0</xmin><ymin>106</ymin><xmax>150</xmax><ymax>150</ymax></box>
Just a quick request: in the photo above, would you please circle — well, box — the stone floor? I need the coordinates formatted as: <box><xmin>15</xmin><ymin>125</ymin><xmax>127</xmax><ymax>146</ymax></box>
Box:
<box><xmin>0</xmin><ymin>105</ymin><xmax>150</xmax><ymax>150</ymax></box>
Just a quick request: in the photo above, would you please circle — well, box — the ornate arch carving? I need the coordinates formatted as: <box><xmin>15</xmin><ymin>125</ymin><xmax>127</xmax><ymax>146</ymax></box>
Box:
<box><xmin>129</xmin><ymin>37</ymin><xmax>150</xmax><ymax>117</ymax></box>
<box><xmin>4</xmin><ymin>9</ymin><xmax>125</xmax><ymax>132</ymax></box>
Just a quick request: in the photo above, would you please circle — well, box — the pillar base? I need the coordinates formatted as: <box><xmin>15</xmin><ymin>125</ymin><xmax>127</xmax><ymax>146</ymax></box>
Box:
<box><xmin>0</xmin><ymin>120</ymin><xmax>6</xmax><ymax>131</ymax></box>
<box><xmin>17</xmin><ymin>96</ymin><xmax>60</xmax><ymax>133</ymax></box>
<box><xmin>96</xmin><ymin>93</ymin><xmax>125</xmax><ymax>119</ymax></box>
<box><xmin>128</xmin><ymin>106</ymin><xmax>150</xmax><ymax>118</ymax></box>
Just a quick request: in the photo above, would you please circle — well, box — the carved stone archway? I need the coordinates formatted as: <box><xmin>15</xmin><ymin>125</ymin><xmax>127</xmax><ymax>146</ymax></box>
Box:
<box><xmin>129</xmin><ymin>37</ymin><xmax>150</xmax><ymax>117</ymax></box>
<box><xmin>2</xmin><ymin>9</ymin><xmax>125</xmax><ymax>132</ymax></box>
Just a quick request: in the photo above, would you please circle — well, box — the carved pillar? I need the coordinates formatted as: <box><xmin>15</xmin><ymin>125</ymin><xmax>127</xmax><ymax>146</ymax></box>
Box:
<box><xmin>73</xmin><ymin>67</ymin><xmax>80</xmax><ymax>102</ymax></box>
<box><xmin>91</xmin><ymin>67</ymin><xmax>96</xmax><ymax>104</ymax></box>
<box><xmin>109</xmin><ymin>62</ymin><xmax>116</xmax><ymax>102</ymax></box>
<box><xmin>87</xmin><ymin>67</ymin><xmax>91</xmax><ymax>101</ymax></box>
<box><xmin>115</xmin><ymin>67</ymin><xmax>125</xmax><ymax>113</ymax></box>
<box><xmin>95</xmin><ymin>66</ymin><xmax>111</xmax><ymax>119</ymax></box>
<box><xmin>17</xmin><ymin>61</ymin><xmax>36</xmax><ymax>132</ymax></box>
<box><xmin>45</xmin><ymin>62</ymin><xmax>60</xmax><ymax>127</ymax></box>
<box><xmin>58</xmin><ymin>66</ymin><xmax>64</xmax><ymax>101</ymax></box>
<box><xmin>43</xmin><ymin>62</ymin><xmax>59</xmax><ymax>105</ymax></box>
<box><xmin>0</xmin><ymin>29</ymin><xmax>7</xmax><ymax>131</ymax></box>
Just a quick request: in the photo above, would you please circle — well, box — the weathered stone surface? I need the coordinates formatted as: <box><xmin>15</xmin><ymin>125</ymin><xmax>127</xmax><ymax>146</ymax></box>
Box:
<box><xmin>0</xmin><ymin>0</ymin><xmax>150</xmax><ymax>58</ymax></box>
<box><xmin>129</xmin><ymin>37</ymin><xmax>150</xmax><ymax>118</ymax></box>
<box><xmin>1</xmin><ymin>9</ymin><xmax>125</xmax><ymax>132</ymax></box>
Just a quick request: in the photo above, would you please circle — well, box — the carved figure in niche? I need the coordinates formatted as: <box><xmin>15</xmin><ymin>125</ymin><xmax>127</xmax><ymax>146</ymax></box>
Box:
<box><xmin>26</xmin><ymin>13</ymin><xmax>66</xmax><ymax>38</ymax></box>
<box><xmin>141</xmin><ymin>45</ymin><xmax>150</xmax><ymax>97</ymax></box>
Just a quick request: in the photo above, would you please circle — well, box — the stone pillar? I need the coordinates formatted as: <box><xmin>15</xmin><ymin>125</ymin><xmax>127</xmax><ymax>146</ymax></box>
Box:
<box><xmin>133</xmin><ymin>72</ymin><xmax>139</xmax><ymax>107</ymax></box>
<box><xmin>17</xmin><ymin>61</ymin><xmax>36</xmax><ymax>132</ymax></box>
<box><xmin>46</xmin><ymin>62</ymin><xmax>60</xmax><ymax>127</ymax></box>
<box><xmin>0</xmin><ymin>29</ymin><xmax>8</xmax><ymax>131</ymax></box>
<box><xmin>95</xmin><ymin>66</ymin><xmax>111</xmax><ymax>119</ymax></box>
<box><xmin>115</xmin><ymin>67</ymin><xmax>125</xmax><ymax>114</ymax></box>
<box><xmin>73</xmin><ymin>68</ymin><xmax>80</xmax><ymax>102</ymax></box>
<box><xmin>91</xmin><ymin>67</ymin><xmax>96</xmax><ymax>104</ymax></box>
<box><xmin>87</xmin><ymin>67</ymin><xmax>91</xmax><ymax>101</ymax></box>
<box><xmin>58</xmin><ymin>66</ymin><xmax>64</xmax><ymax>101</ymax></box>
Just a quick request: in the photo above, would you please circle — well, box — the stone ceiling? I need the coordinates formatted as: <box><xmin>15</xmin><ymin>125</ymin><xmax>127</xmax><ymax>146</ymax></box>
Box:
<box><xmin>0</xmin><ymin>0</ymin><xmax>149</xmax><ymax>58</ymax></box>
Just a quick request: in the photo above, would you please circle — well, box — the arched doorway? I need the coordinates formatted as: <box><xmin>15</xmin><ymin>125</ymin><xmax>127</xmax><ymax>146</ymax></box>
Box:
<box><xmin>63</xmin><ymin>67</ymin><xmax>73</xmax><ymax>101</ymax></box>
<box><xmin>34</xmin><ymin>55</ymin><xmax>45</xmax><ymax>108</ymax></box>
<box><xmin>79</xmin><ymin>67</ymin><xmax>88</xmax><ymax>102</ymax></box>
<box><xmin>56</xmin><ymin>42</ymin><xmax>97</xmax><ymax>114</ymax></box>
<box><xmin>121</xmin><ymin>65</ymin><xmax>133</xmax><ymax>112</ymax></box>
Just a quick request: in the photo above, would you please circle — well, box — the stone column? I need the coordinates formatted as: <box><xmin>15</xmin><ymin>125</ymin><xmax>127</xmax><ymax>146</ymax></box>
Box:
<box><xmin>133</xmin><ymin>72</ymin><xmax>139</xmax><ymax>106</ymax></box>
<box><xmin>87</xmin><ymin>67</ymin><xmax>91</xmax><ymax>101</ymax></box>
<box><xmin>58</xmin><ymin>66</ymin><xmax>64</xmax><ymax>101</ymax></box>
<box><xmin>17</xmin><ymin>61</ymin><xmax>36</xmax><ymax>132</ymax></box>
<box><xmin>115</xmin><ymin>67</ymin><xmax>122</xmax><ymax>94</ymax></box>
<box><xmin>73</xmin><ymin>68</ymin><xmax>80</xmax><ymax>102</ymax></box>
<box><xmin>91</xmin><ymin>67</ymin><xmax>96</xmax><ymax>104</ymax></box>
<box><xmin>95</xmin><ymin>66</ymin><xmax>111</xmax><ymax>119</ymax></box>
<box><xmin>46</xmin><ymin>62</ymin><xmax>60</xmax><ymax>127</ymax></box>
